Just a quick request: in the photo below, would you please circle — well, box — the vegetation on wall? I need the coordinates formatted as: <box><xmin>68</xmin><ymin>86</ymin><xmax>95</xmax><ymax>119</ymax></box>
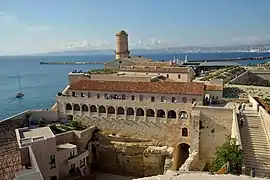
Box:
<box><xmin>209</xmin><ymin>138</ymin><xmax>243</xmax><ymax>175</ymax></box>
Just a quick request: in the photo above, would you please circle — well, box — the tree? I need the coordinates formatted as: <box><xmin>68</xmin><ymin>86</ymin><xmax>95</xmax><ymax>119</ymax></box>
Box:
<box><xmin>210</xmin><ymin>138</ymin><xmax>243</xmax><ymax>175</ymax></box>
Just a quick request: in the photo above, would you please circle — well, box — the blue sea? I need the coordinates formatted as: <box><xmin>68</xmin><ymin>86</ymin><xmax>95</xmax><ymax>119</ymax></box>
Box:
<box><xmin>1</xmin><ymin>52</ymin><xmax>270</xmax><ymax>119</ymax></box>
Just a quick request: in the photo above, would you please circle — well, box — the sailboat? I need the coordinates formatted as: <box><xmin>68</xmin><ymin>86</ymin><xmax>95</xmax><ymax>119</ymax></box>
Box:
<box><xmin>16</xmin><ymin>73</ymin><xmax>24</xmax><ymax>98</ymax></box>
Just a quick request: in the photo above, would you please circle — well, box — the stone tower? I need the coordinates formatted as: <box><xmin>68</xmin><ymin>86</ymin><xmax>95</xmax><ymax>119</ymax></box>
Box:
<box><xmin>115</xmin><ymin>30</ymin><xmax>130</xmax><ymax>59</ymax></box>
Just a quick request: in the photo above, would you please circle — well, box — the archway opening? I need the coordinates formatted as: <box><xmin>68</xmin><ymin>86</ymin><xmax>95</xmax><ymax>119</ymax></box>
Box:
<box><xmin>74</xmin><ymin>104</ymin><xmax>80</xmax><ymax>111</ymax></box>
<box><xmin>90</xmin><ymin>105</ymin><xmax>97</xmax><ymax>112</ymax></box>
<box><xmin>168</xmin><ymin>110</ymin><xmax>176</xmax><ymax>119</ymax></box>
<box><xmin>157</xmin><ymin>109</ymin><xmax>165</xmax><ymax>118</ymax></box>
<box><xmin>82</xmin><ymin>104</ymin><xmax>89</xmax><ymax>112</ymax></box>
<box><xmin>108</xmin><ymin>106</ymin><xmax>115</xmax><ymax>114</ymax></box>
<box><xmin>179</xmin><ymin>111</ymin><xmax>188</xmax><ymax>119</ymax></box>
<box><xmin>117</xmin><ymin>107</ymin><xmax>124</xmax><ymax>115</ymax></box>
<box><xmin>127</xmin><ymin>107</ymin><xmax>134</xmax><ymax>115</ymax></box>
<box><xmin>136</xmin><ymin>108</ymin><xmax>144</xmax><ymax>116</ymax></box>
<box><xmin>66</xmin><ymin>103</ymin><xmax>72</xmax><ymax>110</ymax></box>
<box><xmin>146</xmin><ymin>109</ymin><xmax>155</xmax><ymax>117</ymax></box>
<box><xmin>99</xmin><ymin>106</ymin><xmax>106</xmax><ymax>113</ymax></box>
<box><xmin>175</xmin><ymin>143</ymin><xmax>190</xmax><ymax>170</ymax></box>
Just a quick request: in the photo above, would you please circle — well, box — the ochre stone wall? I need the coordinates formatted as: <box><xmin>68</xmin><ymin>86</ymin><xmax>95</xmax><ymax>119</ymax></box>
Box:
<box><xmin>95</xmin><ymin>136</ymin><xmax>169</xmax><ymax>177</ymax></box>
<box><xmin>193</xmin><ymin>107</ymin><xmax>233</xmax><ymax>169</ymax></box>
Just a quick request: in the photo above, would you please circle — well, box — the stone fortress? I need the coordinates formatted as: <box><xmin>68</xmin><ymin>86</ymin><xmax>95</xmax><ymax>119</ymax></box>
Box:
<box><xmin>0</xmin><ymin>30</ymin><xmax>270</xmax><ymax>180</ymax></box>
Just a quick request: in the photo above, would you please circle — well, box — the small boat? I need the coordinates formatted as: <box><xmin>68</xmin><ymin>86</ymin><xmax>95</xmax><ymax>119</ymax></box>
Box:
<box><xmin>16</xmin><ymin>73</ymin><xmax>24</xmax><ymax>98</ymax></box>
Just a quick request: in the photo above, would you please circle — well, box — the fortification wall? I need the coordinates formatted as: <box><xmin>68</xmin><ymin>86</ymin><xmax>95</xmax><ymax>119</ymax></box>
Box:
<box><xmin>192</xmin><ymin>106</ymin><xmax>233</xmax><ymax>170</ymax></box>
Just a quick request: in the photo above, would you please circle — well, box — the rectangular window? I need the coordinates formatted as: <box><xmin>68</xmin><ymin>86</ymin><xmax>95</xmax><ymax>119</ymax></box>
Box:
<box><xmin>49</xmin><ymin>154</ymin><xmax>56</xmax><ymax>169</ymax></box>
<box><xmin>192</xmin><ymin>98</ymin><xmax>196</xmax><ymax>103</ymax></box>
<box><xmin>97</xmin><ymin>94</ymin><xmax>100</xmax><ymax>99</ymax></box>
<box><xmin>72</xmin><ymin>92</ymin><xmax>75</xmax><ymax>97</ymax></box>
<box><xmin>178</xmin><ymin>74</ymin><xmax>181</xmax><ymax>79</ymax></box>
<box><xmin>88</xmin><ymin>92</ymin><xmax>91</xmax><ymax>98</ymax></box>
<box><xmin>80</xmin><ymin>158</ymin><xmax>85</xmax><ymax>168</ymax></box>
<box><xmin>81</xmin><ymin>92</ymin><xmax>85</xmax><ymax>97</ymax></box>
<box><xmin>69</xmin><ymin>151</ymin><xmax>75</xmax><ymax>159</ymax></box>
<box><xmin>151</xmin><ymin>96</ymin><xmax>155</xmax><ymax>102</ymax></box>
<box><xmin>131</xmin><ymin>95</ymin><xmax>135</xmax><ymax>100</ymax></box>
<box><xmin>172</xmin><ymin>97</ymin><xmax>176</xmax><ymax>103</ymax></box>
<box><xmin>161</xmin><ymin>96</ymin><xmax>165</xmax><ymax>102</ymax></box>
<box><xmin>139</xmin><ymin>95</ymin><xmax>143</xmax><ymax>101</ymax></box>
<box><xmin>166</xmin><ymin>74</ymin><xmax>169</xmax><ymax>78</ymax></box>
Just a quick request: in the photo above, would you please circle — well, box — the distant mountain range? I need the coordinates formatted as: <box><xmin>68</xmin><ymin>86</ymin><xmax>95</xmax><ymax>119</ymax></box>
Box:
<box><xmin>32</xmin><ymin>43</ymin><xmax>270</xmax><ymax>56</ymax></box>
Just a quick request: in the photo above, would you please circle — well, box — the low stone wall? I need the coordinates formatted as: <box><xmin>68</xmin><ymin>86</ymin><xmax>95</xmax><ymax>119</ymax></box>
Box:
<box><xmin>231</xmin><ymin>108</ymin><xmax>242</xmax><ymax>148</ymax></box>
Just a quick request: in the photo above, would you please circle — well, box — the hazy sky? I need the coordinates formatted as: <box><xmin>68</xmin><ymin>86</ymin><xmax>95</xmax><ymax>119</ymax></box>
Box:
<box><xmin>0</xmin><ymin>0</ymin><xmax>270</xmax><ymax>55</ymax></box>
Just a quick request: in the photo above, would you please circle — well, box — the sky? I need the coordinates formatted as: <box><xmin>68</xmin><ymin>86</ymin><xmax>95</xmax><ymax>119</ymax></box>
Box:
<box><xmin>0</xmin><ymin>0</ymin><xmax>270</xmax><ymax>55</ymax></box>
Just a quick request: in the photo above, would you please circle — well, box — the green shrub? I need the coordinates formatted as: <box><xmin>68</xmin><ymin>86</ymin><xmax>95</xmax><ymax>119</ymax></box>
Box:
<box><xmin>209</xmin><ymin>138</ymin><xmax>243</xmax><ymax>175</ymax></box>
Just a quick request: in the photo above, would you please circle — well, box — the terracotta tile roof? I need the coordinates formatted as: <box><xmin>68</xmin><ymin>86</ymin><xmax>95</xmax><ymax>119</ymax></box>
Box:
<box><xmin>205</xmin><ymin>84</ymin><xmax>224</xmax><ymax>91</ymax></box>
<box><xmin>119</xmin><ymin>66</ymin><xmax>191</xmax><ymax>73</ymax></box>
<box><xmin>69</xmin><ymin>80</ymin><xmax>205</xmax><ymax>95</ymax></box>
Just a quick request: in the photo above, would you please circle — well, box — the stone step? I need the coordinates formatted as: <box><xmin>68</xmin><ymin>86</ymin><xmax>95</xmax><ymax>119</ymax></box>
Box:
<box><xmin>242</xmin><ymin>138</ymin><xmax>268</xmax><ymax>143</ymax></box>
<box><xmin>244</xmin><ymin>156</ymin><xmax>270</xmax><ymax>162</ymax></box>
<box><xmin>244</xmin><ymin>151</ymin><xmax>270</xmax><ymax>157</ymax></box>
<box><xmin>242</xmin><ymin>145</ymin><xmax>270</xmax><ymax>151</ymax></box>
<box><xmin>242</xmin><ymin>141</ymin><xmax>269</xmax><ymax>148</ymax></box>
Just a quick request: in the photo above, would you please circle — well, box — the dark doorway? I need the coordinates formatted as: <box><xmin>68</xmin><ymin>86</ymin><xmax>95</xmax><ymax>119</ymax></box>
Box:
<box><xmin>176</xmin><ymin>143</ymin><xmax>190</xmax><ymax>169</ymax></box>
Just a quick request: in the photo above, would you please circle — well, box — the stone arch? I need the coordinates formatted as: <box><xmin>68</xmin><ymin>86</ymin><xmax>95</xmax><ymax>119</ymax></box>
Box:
<box><xmin>66</xmin><ymin>103</ymin><xmax>72</xmax><ymax>110</ymax></box>
<box><xmin>127</xmin><ymin>107</ymin><xmax>134</xmax><ymax>115</ymax></box>
<box><xmin>82</xmin><ymin>104</ymin><xmax>89</xmax><ymax>112</ymax></box>
<box><xmin>174</xmin><ymin>143</ymin><xmax>190</xmax><ymax>170</ymax></box>
<box><xmin>146</xmin><ymin>109</ymin><xmax>155</xmax><ymax>117</ymax></box>
<box><xmin>168</xmin><ymin>110</ymin><xmax>176</xmax><ymax>119</ymax></box>
<box><xmin>136</xmin><ymin>108</ymin><xmax>144</xmax><ymax>116</ymax></box>
<box><xmin>117</xmin><ymin>107</ymin><xmax>124</xmax><ymax>115</ymax></box>
<box><xmin>108</xmin><ymin>106</ymin><xmax>115</xmax><ymax>114</ymax></box>
<box><xmin>99</xmin><ymin>106</ymin><xmax>106</xmax><ymax>113</ymax></box>
<box><xmin>74</xmin><ymin>104</ymin><xmax>80</xmax><ymax>111</ymax></box>
<box><xmin>179</xmin><ymin>111</ymin><xmax>188</xmax><ymax>119</ymax></box>
<box><xmin>157</xmin><ymin>109</ymin><xmax>165</xmax><ymax>118</ymax></box>
<box><xmin>182</xmin><ymin>128</ymin><xmax>188</xmax><ymax>137</ymax></box>
<box><xmin>90</xmin><ymin>105</ymin><xmax>97</xmax><ymax>112</ymax></box>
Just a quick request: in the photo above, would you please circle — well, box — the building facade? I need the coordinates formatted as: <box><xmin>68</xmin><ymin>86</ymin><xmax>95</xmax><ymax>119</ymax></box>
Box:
<box><xmin>15</xmin><ymin>127</ymin><xmax>90</xmax><ymax>180</ymax></box>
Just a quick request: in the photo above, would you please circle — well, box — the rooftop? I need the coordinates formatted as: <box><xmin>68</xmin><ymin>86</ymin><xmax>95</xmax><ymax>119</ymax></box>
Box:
<box><xmin>69</xmin><ymin>80</ymin><xmax>205</xmax><ymax>95</ymax></box>
<box><xmin>19</xmin><ymin>127</ymin><xmax>55</xmax><ymax>139</ymax></box>
<box><xmin>119</xmin><ymin>66</ymin><xmax>191</xmax><ymax>73</ymax></box>
<box><xmin>57</xmin><ymin>143</ymin><xmax>77</xmax><ymax>151</ymax></box>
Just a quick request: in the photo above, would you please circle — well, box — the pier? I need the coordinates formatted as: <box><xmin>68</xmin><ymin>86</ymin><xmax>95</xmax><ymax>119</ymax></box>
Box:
<box><xmin>40</xmin><ymin>61</ymin><xmax>105</xmax><ymax>65</ymax></box>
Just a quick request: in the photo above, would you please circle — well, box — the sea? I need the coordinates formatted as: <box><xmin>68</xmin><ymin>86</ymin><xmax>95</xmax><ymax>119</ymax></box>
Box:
<box><xmin>1</xmin><ymin>51</ymin><xmax>270</xmax><ymax>120</ymax></box>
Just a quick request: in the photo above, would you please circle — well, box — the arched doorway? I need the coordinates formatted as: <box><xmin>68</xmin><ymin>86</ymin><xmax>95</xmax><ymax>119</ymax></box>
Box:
<box><xmin>82</xmin><ymin>104</ymin><xmax>89</xmax><ymax>112</ymax></box>
<box><xmin>66</xmin><ymin>103</ymin><xmax>72</xmax><ymax>110</ymax></box>
<box><xmin>136</xmin><ymin>108</ymin><xmax>144</xmax><ymax>116</ymax></box>
<box><xmin>117</xmin><ymin>107</ymin><xmax>124</xmax><ymax>115</ymax></box>
<box><xmin>157</xmin><ymin>109</ymin><xmax>165</xmax><ymax>118</ymax></box>
<box><xmin>90</xmin><ymin>105</ymin><xmax>97</xmax><ymax>112</ymax></box>
<box><xmin>108</xmin><ymin>106</ymin><xmax>115</xmax><ymax>114</ymax></box>
<box><xmin>127</xmin><ymin>107</ymin><xmax>134</xmax><ymax>115</ymax></box>
<box><xmin>146</xmin><ymin>109</ymin><xmax>154</xmax><ymax>117</ymax></box>
<box><xmin>174</xmin><ymin>143</ymin><xmax>190</xmax><ymax>170</ymax></box>
<box><xmin>168</xmin><ymin>110</ymin><xmax>176</xmax><ymax>119</ymax></box>
<box><xmin>74</xmin><ymin>104</ymin><xmax>80</xmax><ymax>111</ymax></box>
<box><xmin>99</xmin><ymin>106</ymin><xmax>106</xmax><ymax>113</ymax></box>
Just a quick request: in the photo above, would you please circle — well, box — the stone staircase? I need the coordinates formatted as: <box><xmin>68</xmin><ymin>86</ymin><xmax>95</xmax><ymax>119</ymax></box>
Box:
<box><xmin>240</xmin><ymin>108</ymin><xmax>270</xmax><ymax>177</ymax></box>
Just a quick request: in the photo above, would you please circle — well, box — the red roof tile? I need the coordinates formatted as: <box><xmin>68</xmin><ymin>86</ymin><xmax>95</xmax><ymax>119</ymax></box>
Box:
<box><xmin>69</xmin><ymin>80</ymin><xmax>205</xmax><ymax>95</ymax></box>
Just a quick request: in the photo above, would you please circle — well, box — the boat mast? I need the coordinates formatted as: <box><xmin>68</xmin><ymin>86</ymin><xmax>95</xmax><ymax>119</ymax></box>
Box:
<box><xmin>17</xmin><ymin>73</ymin><xmax>22</xmax><ymax>92</ymax></box>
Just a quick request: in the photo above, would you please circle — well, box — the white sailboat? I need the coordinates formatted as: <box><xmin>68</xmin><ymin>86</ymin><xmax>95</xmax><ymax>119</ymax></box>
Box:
<box><xmin>16</xmin><ymin>73</ymin><xmax>24</xmax><ymax>98</ymax></box>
